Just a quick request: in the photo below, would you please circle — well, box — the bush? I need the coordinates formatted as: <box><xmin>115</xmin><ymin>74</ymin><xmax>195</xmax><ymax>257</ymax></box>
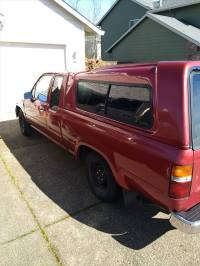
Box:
<box><xmin>85</xmin><ymin>58</ymin><xmax>116</xmax><ymax>70</ymax></box>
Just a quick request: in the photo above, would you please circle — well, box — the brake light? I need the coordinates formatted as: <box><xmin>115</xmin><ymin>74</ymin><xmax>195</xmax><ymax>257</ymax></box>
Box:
<box><xmin>169</xmin><ymin>165</ymin><xmax>193</xmax><ymax>199</ymax></box>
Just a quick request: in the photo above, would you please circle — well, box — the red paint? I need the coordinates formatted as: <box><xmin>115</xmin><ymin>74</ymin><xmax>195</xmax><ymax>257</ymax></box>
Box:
<box><xmin>17</xmin><ymin>61</ymin><xmax>200</xmax><ymax>212</ymax></box>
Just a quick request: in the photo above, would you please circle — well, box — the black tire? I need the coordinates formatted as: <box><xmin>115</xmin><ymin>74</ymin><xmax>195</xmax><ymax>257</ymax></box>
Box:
<box><xmin>86</xmin><ymin>152</ymin><xmax>121</xmax><ymax>202</ymax></box>
<box><xmin>18</xmin><ymin>111</ymin><xmax>32</xmax><ymax>136</ymax></box>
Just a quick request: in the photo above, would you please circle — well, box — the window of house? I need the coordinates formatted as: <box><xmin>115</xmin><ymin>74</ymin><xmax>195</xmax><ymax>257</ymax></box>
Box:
<box><xmin>77</xmin><ymin>81</ymin><xmax>109</xmax><ymax>114</ymax></box>
<box><xmin>106</xmin><ymin>84</ymin><xmax>153</xmax><ymax>128</ymax></box>
<box><xmin>50</xmin><ymin>76</ymin><xmax>63</xmax><ymax>108</ymax></box>
<box><xmin>129</xmin><ymin>19</ymin><xmax>140</xmax><ymax>28</ymax></box>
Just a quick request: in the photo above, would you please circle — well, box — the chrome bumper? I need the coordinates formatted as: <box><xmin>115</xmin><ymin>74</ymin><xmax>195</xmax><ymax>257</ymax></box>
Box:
<box><xmin>170</xmin><ymin>210</ymin><xmax>200</xmax><ymax>234</ymax></box>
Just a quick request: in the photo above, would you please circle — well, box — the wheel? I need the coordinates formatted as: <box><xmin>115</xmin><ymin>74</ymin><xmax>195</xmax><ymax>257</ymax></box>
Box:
<box><xmin>86</xmin><ymin>152</ymin><xmax>121</xmax><ymax>202</ymax></box>
<box><xmin>18</xmin><ymin>111</ymin><xmax>32</xmax><ymax>136</ymax></box>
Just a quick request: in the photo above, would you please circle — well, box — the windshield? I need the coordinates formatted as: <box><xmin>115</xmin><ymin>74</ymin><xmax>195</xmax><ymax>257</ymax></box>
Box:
<box><xmin>191</xmin><ymin>71</ymin><xmax>200</xmax><ymax>149</ymax></box>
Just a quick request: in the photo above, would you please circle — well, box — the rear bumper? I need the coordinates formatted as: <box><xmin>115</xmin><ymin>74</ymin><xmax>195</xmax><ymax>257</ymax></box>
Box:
<box><xmin>170</xmin><ymin>203</ymin><xmax>200</xmax><ymax>234</ymax></box>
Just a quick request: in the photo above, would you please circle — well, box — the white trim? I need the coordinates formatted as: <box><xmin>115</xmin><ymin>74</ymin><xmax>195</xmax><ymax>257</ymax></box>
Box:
<box><xmin>52</xmin><ymin>0</ymin><xmax>104</xmax><ymax>35</ymax></box>
<box><xmin>0</xmin><ymin>40</ymin><xmax>66</xmax><ymax>47</ymax></box>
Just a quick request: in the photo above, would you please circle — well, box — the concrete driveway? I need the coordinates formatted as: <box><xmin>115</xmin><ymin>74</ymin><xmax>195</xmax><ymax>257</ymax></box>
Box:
<box><xmin>0</xmin><ymin>119</ymin><xmax>200</xmax><ymax>266</ymax></box>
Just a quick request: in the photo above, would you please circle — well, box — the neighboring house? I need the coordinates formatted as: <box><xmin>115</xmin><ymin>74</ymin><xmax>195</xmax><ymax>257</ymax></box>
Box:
<box><xmin>0</xmin><ymin>0</ymin><xmax>103</xmax><ymax>119</ymax></box>
<box><xmin>98</xmin><ymin>0</ymin><xmax>200</xmax><ymax>62</ymax></box>
<box><xmin>98</xmin><ymin>0</ymin><xmax>150</xmax><ymax>61</ymax></box>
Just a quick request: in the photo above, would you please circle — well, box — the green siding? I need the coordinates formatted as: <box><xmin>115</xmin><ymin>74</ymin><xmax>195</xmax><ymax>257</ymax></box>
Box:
<box><xmin>100</xmin><ymin>0</ymin><xmax>147</xmax><ymax>60</ymax></box>
<box><xmin>160</xmin><ymin>4</ymin><xmax>200</xmax><ymax>28</ymax></box>
<box><xmin>111</xmin><ymin>18</ymin><xmax>191</xmax><ymax>63</ymax></box>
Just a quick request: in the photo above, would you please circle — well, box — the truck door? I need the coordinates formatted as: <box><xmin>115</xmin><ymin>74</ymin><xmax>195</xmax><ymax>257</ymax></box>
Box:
<box><xmin>25</xmin><ymin>74</ymin><xmax>53</xmax><ymax>130</ymax></box>
<box><xmin>47</xmin><ymin>75</ymin><xmax>64</xmax><ymax>144</ymax></box>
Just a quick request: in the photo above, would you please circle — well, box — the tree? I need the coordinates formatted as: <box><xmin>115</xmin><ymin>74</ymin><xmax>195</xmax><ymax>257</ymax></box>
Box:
<box><xmin>66</xmin><ymin>0</ymin><xmax>102</xmax><ymax>59</ymax></box>
<box><xmin>66</xmin><ymin>0</ymin><xmax>101</xmax><ymax>23</ymax></box>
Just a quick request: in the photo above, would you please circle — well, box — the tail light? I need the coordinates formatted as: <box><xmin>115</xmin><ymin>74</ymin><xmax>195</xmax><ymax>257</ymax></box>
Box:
<box><xmin>169</xmin><ymin>165</ymin><xmax>193</xmax><ymax>199</ymax></box>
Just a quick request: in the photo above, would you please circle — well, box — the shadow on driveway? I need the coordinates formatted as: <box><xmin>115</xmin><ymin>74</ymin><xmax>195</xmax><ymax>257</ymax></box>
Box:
<box><xmin>0</xmin><ymin>119</ymin><xmax>173</xmax><ymax>250</ymax></box>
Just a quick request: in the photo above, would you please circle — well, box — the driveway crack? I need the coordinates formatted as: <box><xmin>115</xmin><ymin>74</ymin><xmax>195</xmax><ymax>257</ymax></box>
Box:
<box><xmin>0</xmin><ymin>229</ymin><xmax>38</xmax><ymax>245</ymax></box>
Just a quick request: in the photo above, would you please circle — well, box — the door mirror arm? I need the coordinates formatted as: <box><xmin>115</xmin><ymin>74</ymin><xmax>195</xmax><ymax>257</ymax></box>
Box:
<box><xmin>30</xmin><ymin>97</ymin><xmax>37</xmax><ymax>102</ymax></box>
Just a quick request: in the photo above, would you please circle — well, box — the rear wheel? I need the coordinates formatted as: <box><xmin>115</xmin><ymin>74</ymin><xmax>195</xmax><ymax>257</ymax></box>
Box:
<box><xmin>18</xmin><ymin>111</ymin><xmax>32</xmax><ymax>136</ymax></box>
<box><xmin>86</xmin><ymin>152</ymin><xmax>121</xmax><ymax>202</ymax></box>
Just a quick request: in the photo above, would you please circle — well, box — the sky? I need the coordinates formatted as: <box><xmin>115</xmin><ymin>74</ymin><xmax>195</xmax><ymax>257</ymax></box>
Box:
<box><xmin>64</xmin><ymin>0</ymin><xmax>116</xmax><ymax>24</ymax></box>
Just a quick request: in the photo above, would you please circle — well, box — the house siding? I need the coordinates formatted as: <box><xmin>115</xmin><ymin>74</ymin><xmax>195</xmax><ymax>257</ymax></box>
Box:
<box><xmin>0</xmin><ymin>0</ymin><xmax>86</xmax><ymax>71</ymax></box>
<box><xmin>159</xmin><ymin>4</ymin><xmax>200</xmax><ymax>29</ymax></box>
<box><xmin>111</xmin><ymin>18</ymin><xmax>190</xmax><ymax>63</ymax></box>
<box><xmin>100</xmin><ymin>0</ymin><xmax>147</xmax><ymax>60</ymax></box>
<box><xmin>0</xmin><ymin>0</ymin><xmax>88</xmax><ymax>118</ymax></box>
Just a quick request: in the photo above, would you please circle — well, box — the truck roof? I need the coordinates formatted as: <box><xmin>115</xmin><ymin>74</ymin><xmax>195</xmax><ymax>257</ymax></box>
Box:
<box><xmin>89</xmin><ymin>61</ymin><xmax>200</xmax><ymax>73</ymax></box>
<box><xmin>43</xmin><ymin>61</ymin><xmax>200</xmax><ymax>77</ymax></box>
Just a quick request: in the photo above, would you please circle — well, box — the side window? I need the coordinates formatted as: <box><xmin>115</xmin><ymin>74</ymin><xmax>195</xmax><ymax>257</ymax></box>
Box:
<box><xmin>50</xmin><ymin>76</ymin><xmax>63</xmax><ymax>108</ymax></box>
<box><xmin>77</xmin><ymin>81</ymin><xmax>109</xmax><ymax>114</ymax></box>
<box><xmin>33</xmin><ymin>75</ymin><xmax>52</xmax><ymax>102</ymax></box>
<box><xmin>129</xmin><ymin>19</ymin><xmax>139</xmax><ymax>28</ymax></box>
<box><xmin>106</xmin><ymin>85</ymin><xmax>153</xmax><ymax>128</ymax></box>
<box><xmin>191</xmin><ymin>72</ymin><xmax>200</xmax><ymax>149</ymax></box>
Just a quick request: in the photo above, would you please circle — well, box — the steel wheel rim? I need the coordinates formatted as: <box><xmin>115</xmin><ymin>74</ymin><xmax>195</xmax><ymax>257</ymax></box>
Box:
<box><xmin>91</xmin><ymin>162</ymin><xmax>108</xmax><ymax>191</ymax></box>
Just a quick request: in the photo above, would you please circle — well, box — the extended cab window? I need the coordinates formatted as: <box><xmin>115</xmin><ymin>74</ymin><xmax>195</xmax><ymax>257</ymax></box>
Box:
<box><xmin>191</xmin><ymin>71</ymin><xmax>200</xmax><ymax>149</ymax></box>
<box><xmin>106</xmin><ymin>85</ymin><xmax>153</xmax><ymax>129</ymax></box>
<box><xmin>77</xmin><ymin>81</ymin><xmax>109</xmax><ymax>114</ymax></box>
<box><xmin>50</xmin><ymin>76</ymin><xmax>63</xmax><ymax>109</ymax></box>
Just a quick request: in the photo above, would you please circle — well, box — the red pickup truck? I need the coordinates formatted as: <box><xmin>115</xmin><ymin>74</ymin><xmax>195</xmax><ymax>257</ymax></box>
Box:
<box><xmin>16</xmin><ymin>61</ymin><xmax>200</xmax><ymax>234</ymax></box>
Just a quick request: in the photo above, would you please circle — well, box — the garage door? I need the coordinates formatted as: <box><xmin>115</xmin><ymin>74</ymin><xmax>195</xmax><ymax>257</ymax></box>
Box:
<box><xmin>0</xmin><ymin>42</ymin><xmax>66</xmax><ymax>117</ymax></box>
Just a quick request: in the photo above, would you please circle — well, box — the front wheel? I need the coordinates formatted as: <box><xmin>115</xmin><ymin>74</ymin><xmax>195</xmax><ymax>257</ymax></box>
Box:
<box><xmin>18</xmin><ymin>111</ymin><xmax>32</xmax><ymax>136</ymax></box>
<box><xmin>86</xmin><ymin>152</ymin><xmax>121</xmax><ymax>202</ymax></box>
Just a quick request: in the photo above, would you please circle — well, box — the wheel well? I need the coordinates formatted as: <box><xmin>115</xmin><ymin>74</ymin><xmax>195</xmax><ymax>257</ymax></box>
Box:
<box><xmin>77</xmin><ymin>145</ymin><xmax>95</xmax><ymax>161</ymax></box>
<box><xmin>15</xmin><ymin>106</ymin><xmax>21</xmax><ymax>117</ymax></box>
<box><xmin>78</xmin><ymin>145</ymin><xmax>121</xmax><ymax>198</ymax></box>
<box><xmin>77</xmin><ymin>145</ymin><xmax>114</xmax><ymax>175</ymax></box>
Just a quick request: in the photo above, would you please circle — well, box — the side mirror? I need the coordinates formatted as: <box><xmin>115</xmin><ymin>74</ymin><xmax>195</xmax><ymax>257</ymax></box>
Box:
<box><xmin>24</xmin><ymin>91</ymin><xmax>32</xmax><ymax>99</ymax></box>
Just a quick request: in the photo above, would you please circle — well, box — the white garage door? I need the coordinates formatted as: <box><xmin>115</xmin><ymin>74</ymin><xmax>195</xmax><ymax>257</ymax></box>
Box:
<box><xmin>0</xmin><ymin>42</ymin><xmax>66</xmax><ymax>118</ymax></box>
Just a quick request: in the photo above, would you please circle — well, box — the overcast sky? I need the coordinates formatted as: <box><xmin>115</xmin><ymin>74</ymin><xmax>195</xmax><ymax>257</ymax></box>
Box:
<box><xmin>64</xmin><ymin>0</ymin><xmax>116</xmax><ymax>23</ymax></box>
